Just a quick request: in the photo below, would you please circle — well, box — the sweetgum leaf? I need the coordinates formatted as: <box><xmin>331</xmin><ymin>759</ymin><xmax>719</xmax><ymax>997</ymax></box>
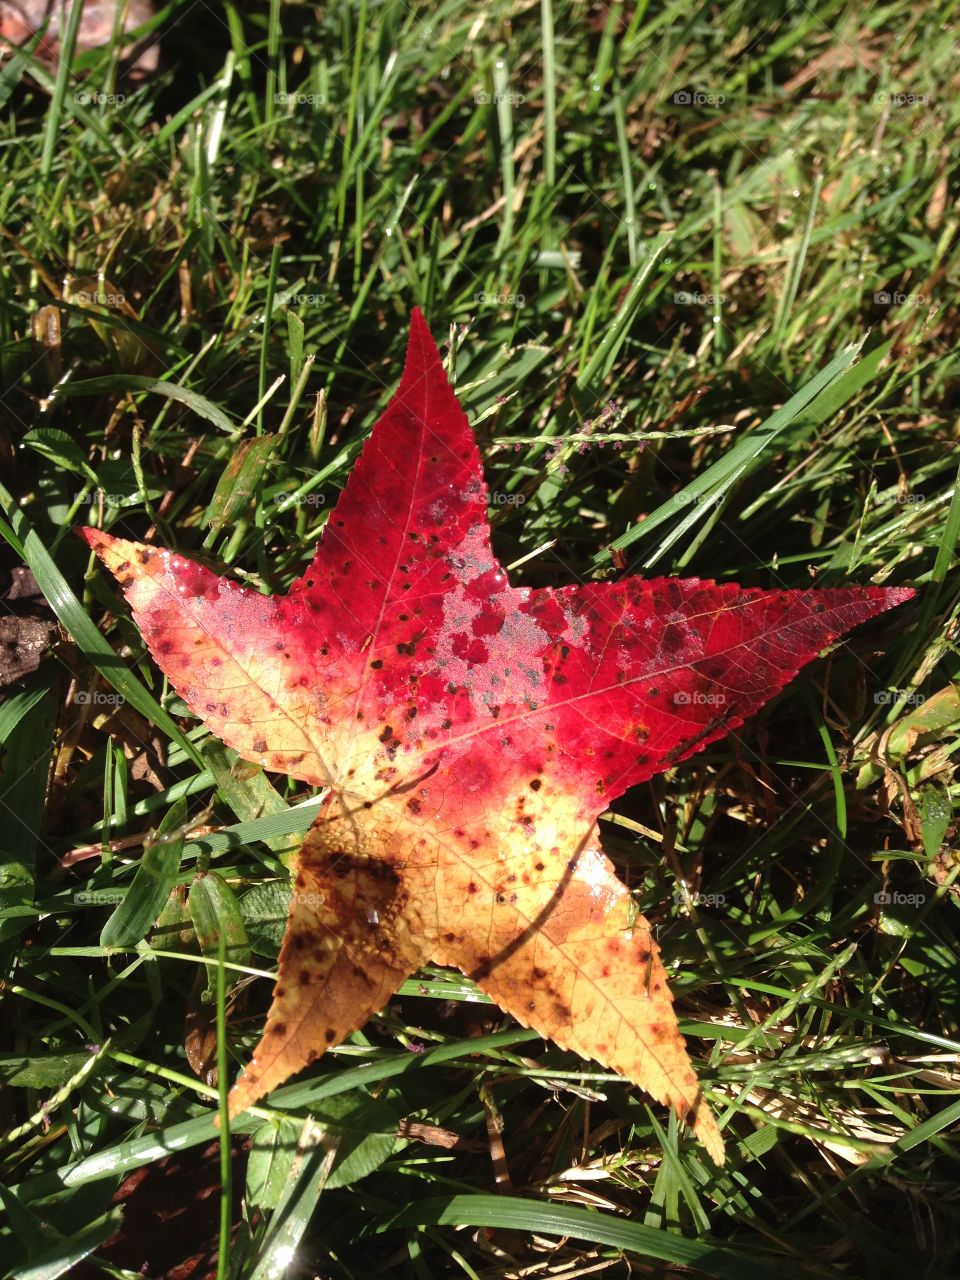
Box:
<box><xmin>80</xmin><ymin>309</ymin><xmax>915</xmax><ymax>1165</ymax></box>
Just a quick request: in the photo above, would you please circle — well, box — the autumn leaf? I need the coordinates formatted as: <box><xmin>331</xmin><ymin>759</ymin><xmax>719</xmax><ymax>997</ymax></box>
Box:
<box><xmin>81</xmin><ymin>310</ymin><xmax>913</xmax><ymax>1165</ymax></box>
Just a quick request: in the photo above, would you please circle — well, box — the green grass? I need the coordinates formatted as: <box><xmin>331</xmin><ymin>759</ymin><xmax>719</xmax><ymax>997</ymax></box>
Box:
<box><xmin>1</xmin><ymin>1</ymin><xmax>959</xmax><ymax>1276</ymax></box>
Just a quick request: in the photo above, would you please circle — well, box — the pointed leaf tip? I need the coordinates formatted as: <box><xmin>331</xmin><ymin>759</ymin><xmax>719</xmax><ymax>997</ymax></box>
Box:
<box><xmin>76</xmin><ymin>524</ymin><xmax>105</xmax><ymax>549</ymax></box>
<box><xmin>401</xmin><ymin>306</ymin><xmax>447</xmax><ymax>387</ymax></box>
<box><xmin>883</xmin><ymin>585</ymin><xmax>916</xmax><ymax>607</ymax></box>
<box><xmin>408</xmin><ymin>304</ymin><xmax>430</xmax><ymax>338</ymax></box>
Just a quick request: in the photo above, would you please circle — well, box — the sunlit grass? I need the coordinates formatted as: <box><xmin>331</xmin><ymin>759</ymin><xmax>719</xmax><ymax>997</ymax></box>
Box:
<box><xmin>0</xmin><ymin>1</ymin><xmax>958</xmax><ymax>1276</ymax></box>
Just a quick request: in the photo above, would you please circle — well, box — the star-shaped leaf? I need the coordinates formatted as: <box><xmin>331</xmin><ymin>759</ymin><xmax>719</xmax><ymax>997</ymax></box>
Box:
<box><xmin>82</xmin><ymin>311</ymin><xmax>913</xmax><ymax>1164</ymax></box>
